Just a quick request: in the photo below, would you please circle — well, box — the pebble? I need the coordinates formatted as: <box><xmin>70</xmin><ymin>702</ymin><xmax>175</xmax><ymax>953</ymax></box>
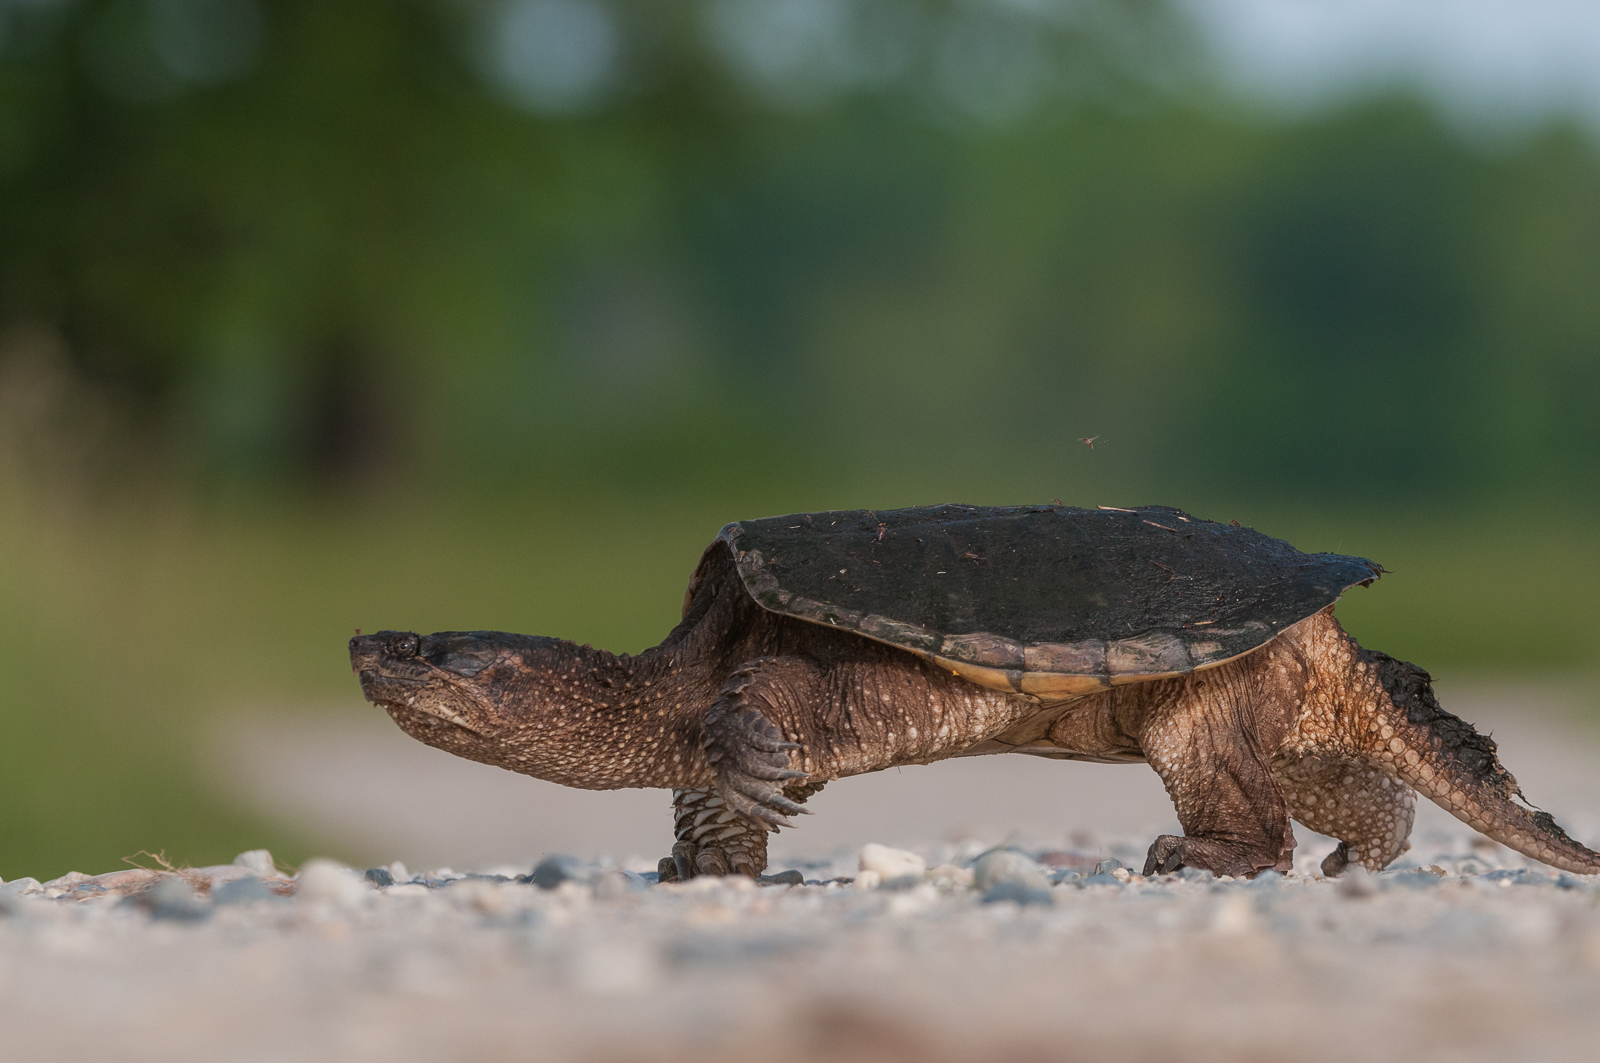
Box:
<box><xmin>295</xmin><ymin>859</ymin><xmax>371</xmax><ymax>906</ymax></box>
<box><xmin>858</xmin><ymin>843</ymin><xmax>927</xmax><ymax>881</ymax></box>
<box><xmin>591</xmin><ymin>869</ymin><xmax>648</xmax><ymax>900</ymax></box>
<box><xmin>364</xmin><ymin>867</ymin><xmax>396</xmax><ymax>887</ymax></box>
<box><xmin>981</xmin><ymin>882</ymin><xmax>1054</xmax><ymax>907</ymax></box>
<box><xmin>973</xmin><ymin>849</ymin><xmax>1048</xmax><ymax>892</ymax></box>
<box><xmin>1382</xmin><ymin>869</ymin><xmax>1444</xmax><ymax>890</ymax></box>
<box><xmin>133</xmin><ymin>876</ymin><xmax>210</xmax><ymax>921</ymax></box>
<box><xmin>531</xmin><ymin>854</ymin><xmax>590</xmax><ymax>890</ymax></box>
<box><xmin>927</xmin><ymin>864</ymin><xmax>975</xmax><ymax>888</ymax></box>
<box><xmin>758</xmin><ymin>869</ymin><xmax>805</xmax><ymax>887</ymax></box>
<box><xmin>232</xmin><ymin>850</ymin><xmax>280</xmax><ymax>876</ymax></box>
<box><xmin>878</xmin><ymin>874</ymin><xmax>926</xmax><ymax>891</ymax></box>
<box><xmin>213</xmin><ymin>877</ymin><xmax>282</xmax><ymax>906</ymax></box>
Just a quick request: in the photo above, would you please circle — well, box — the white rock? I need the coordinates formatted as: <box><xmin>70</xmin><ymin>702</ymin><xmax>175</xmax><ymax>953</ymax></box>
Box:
<box><xmin>927</xmin><ymin>864</ymin><xmax>976</xmax><ymax>889</ymax></box>
<box><xmin>42</xmin><ymin>871</ymin><xmax>92</xmax><ymax>891</ymax></box>
<box><xmin>853</xmin><ymin>870</ymin><xmax>882</xmax><ymax>891</ymax></box>
<box><xmin>858</xmin><ymin>843</ymin><xmax>926</xmax><ymax>881</ymax></box>
<box><xmin>233</xmin><ymin>850</ymin><xmax>279</xmax><ymax>877</ymax></box>
<box><xmin>973</xmin><ymin>850</ymin><xmax>1047</xmax><ymax>892</ymax></box>
<box><xmin>295</xmin><ymin>859</ymin><xmax>370</xmax><ymax>906</ymax></box>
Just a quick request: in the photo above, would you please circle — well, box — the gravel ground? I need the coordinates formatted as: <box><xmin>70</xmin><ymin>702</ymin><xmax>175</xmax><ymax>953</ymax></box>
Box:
<box><xmin>3</xmin><ymin>835</ymin><xmax>1600</xmax><ymax>1062</ymax></box>
<box><xmin>6</xmin><ymin>682</ymin><xmax>1599</xmax><ymax>1062</ymax></box>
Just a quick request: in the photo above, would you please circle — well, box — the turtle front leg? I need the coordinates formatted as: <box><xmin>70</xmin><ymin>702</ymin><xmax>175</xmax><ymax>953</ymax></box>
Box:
<box><xmin>1137</xmin><ymin>678</ymin><xmax>1297</xmax><ymax>878</ymax></box>
<box><xmin>659</xmin><ymin>788</ymin><xmax>768</xmax><ymax>879</ymax></box>
<box><xmin>655</xmin><ymin>657</ymin><xmax>821</xmax><ymax>881</ymax></box>
<box><xmin>657</xmin><ymin>780</ymin><xmax>827</xmax><ymax>881</ymax></box>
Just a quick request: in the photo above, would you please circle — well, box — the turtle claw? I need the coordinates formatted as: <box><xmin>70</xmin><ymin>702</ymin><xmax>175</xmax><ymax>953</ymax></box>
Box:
<box><xmin>704</xmin><ymin>699</ymin><xmax>810</xmax><ymax>831</ymax></box>
<box><xmin>660</xmin><ymin>839</ymin><xmax>761</xmax><ymax>881</ymax></box>
<box><xmin>724</xmin><ymin>773</ymin><xmax>808</xmax><ymax>830</ymax></box>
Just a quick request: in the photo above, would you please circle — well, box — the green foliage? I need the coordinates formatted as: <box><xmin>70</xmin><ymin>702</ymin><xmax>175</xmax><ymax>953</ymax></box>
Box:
<box><xmin>2</xmin><ymin>1</ymin><xmax>1593</xmax><ymax>501</ymax></box>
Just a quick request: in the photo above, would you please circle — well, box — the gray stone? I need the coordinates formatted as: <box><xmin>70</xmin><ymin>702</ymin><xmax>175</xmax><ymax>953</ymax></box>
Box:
<box><xmin>591</xmin><ymin>869</ymin><xmax>648</xmax><ymax>899</ymax></box>
<box><xmin>759</xmin><ymin>869</ymin><xmax>805</xmax><ymax>887</ymax></box>
<box><xmin>0</xmin><ymin>878</ymin><xmax>40</xmax><ymax>897</ymax></box>
<box><xmin>1080</xmin><ymin>873</ymin><xmax>1123</xmax><ymax>887</ymax></box>
<box><xmin>981</xmin><ymin>882</ymin><xmax>1054</xmax><ymax>906</ymax></box>
<box><xmin>1178</xmin><ymin>867</ymin><xmax>1214</xmax><ymax>883</ymax></box>
<box><xmin>530</xmin><ymin>855</ymin><xmax>589</xmax><ymax>890</ymax></box>
<box><xmin>1247</xmin><ymin>870</ymin><xmax>1284</xmax><ymax>889</ymax></box>
<box><xmin>1092</xmin><ymin>859</ymin><xmax>1124</xmax><ymax>877</ymax></box>
<box><xmin>133</xmin><ymin>877</ymin><xmax>210</xmax><ymax>921</ymax></box>
<box><xmin>1382</xmin><ymin>869</ymin><xmax>1444</xmax><ymax>890</ymax></box>
<box><xmin>364</xmin><ymin>868</ymin><xmax>395</xmax><ymax>887</ymax></box>
<box><xmin>973</xmin><ymin>849</ymin><xmax>1048</xmax><ymax>892</ymax></box>
<box><xmin>212</xmin><ymin>877</ymin><xmax>281</xmax><ymax>906</ymax></box>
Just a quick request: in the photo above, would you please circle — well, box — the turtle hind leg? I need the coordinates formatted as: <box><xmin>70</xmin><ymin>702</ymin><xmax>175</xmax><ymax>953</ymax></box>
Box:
<box><xmin>657</xmin><ymin>782</ymin><xmax>826</xmax><ymax>882</ymax></box>
<box><xmin>1273</xmin><ymin>753</ymin><xmax>1416</xmax><ymax>874</ymax></box>
<box><xmin>1136</xmin><ymin>675</ymin><xmax>1298</xmax><ymax>878</ymax></box>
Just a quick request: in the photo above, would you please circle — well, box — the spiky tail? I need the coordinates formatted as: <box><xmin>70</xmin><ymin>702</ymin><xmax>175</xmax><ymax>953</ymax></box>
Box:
<box><xmin>1367</xmin><ymin>651</ymin><xmax>1600</xmax><ymax>875</ymax></box>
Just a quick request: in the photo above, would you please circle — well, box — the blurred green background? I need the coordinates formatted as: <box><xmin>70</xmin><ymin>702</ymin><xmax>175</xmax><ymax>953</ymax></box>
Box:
<box><xmin>1</xmin><ymin>0</ymin><xmax>1598</xmax><ymax>879</ymax></box>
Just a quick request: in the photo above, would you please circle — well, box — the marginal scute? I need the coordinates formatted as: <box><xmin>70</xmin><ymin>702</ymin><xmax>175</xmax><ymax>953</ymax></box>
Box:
<box><xmin>1105</xmin><ymin>631</ymin><xmax>1191</xmax><ymax>676</ymax></box>
<box><xmin>939</xmin><ymin>632</ymin><xmax>1025</xmax><ymax>670</ymax></box>
<box><xmin>1018</xmin><ymin>672</ymin><xmax>1108</xmax><ymax>698</ymax></box>
<box><xmin>857</xmin><ymin>614</ymin><xmax>941</xmax><ymax>652</ymax></box>
<box><xmin>1023</xmin><ymin>640</ymin><xmax>1107</xmax><ymax>676</ymax></box>
<box><xmin>930</xmin><ymin>656</ymin><xmax>1021</xmax><ymax>694</ymax></box>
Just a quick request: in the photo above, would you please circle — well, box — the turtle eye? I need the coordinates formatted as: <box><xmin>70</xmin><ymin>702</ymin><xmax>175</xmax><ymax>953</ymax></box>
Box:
<box><xmin>390</xmin><ymin>634</ymin><xmax>420</xmax><ymax>658</ymax></box>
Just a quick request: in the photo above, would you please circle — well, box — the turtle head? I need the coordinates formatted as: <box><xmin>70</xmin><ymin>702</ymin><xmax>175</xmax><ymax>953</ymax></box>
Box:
<box><xmin>350</xmin><ymin>630</ymin><xmax>560</xmax><ymax>740</ymax></box>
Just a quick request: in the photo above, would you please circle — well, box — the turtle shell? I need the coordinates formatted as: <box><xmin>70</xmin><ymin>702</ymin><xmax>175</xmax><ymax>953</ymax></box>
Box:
<box><xmin>714</xmin><ymin>503</ymin><xmax>1382</xmax><ymax>699</ymax></box>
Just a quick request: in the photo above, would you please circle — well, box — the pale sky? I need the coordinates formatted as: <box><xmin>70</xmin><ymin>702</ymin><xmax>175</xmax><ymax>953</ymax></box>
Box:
<box><xmin>1185</xmin><ymin>0</ymin><xmax>1600</xmax><ymax>127</ymax></box>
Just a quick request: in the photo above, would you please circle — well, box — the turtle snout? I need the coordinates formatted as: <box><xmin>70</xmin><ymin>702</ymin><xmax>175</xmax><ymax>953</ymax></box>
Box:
<box><xmin>349</xmin><ymin>634</ymin><xmax>383</xmax><ymax>672</ymax></box>
<box><xmin>350</xmin><ymin>631</ymin><xmax>419</xmax><ymax>672</ymax></box>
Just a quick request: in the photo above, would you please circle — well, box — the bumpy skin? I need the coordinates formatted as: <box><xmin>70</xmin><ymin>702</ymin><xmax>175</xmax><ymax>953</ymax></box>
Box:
<box><xmin>350</xmin><ymin>545</ymin><xmax>1600</xmax><ymax>880</ymax></box>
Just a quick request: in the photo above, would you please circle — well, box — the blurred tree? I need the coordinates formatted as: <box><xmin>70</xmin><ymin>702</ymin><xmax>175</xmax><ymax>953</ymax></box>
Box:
<box><xmin>0</xmin><ymin>0</ymin><xmax>1596</xmax><ymax>503</ymax></box>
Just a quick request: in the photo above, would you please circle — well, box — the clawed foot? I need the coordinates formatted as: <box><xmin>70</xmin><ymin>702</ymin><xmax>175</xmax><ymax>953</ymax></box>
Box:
<box><xmin>657</xmin><ymin>840</ymin><xmax>761</xmax><ymax>882</ymax></box>
<box><xmin>704</xmin><ymin>705</ymin><xmax>811</xmax><ymax>829</ymax></box>
<box><xmin>1142</xmin><ymin>834</ymin><xmax>1291</xmax><ymax>879</ymax></box>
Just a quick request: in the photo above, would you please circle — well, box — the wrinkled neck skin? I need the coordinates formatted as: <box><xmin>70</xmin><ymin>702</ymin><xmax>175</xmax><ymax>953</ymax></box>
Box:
<box><xmin>367</xmin><ymin>575</ymin><xmax>765</xmax><ymax>791</ymax></box>
<box><xmin>385</xmin><ymin>639</ymin><xmax>722</xmax><ymax>791</ymax></box>
<box><xmin>499</xmin><ymin>639</ymin><xmax>722</xmax><ymax>790</ymax></box>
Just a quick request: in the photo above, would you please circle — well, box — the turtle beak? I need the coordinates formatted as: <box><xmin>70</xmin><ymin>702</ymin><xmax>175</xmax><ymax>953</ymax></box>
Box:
<box><xmin>349</xmin><ymin>634</ymin><xmax>384</xmax><ymax>674</ymax></box>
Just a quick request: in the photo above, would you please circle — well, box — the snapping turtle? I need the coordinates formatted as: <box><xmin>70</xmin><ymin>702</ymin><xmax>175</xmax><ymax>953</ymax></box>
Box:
<box><xmin>349</xmin><ymin>504</ymin><xmax>1600</xmax><ymax>880</ymax></box>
